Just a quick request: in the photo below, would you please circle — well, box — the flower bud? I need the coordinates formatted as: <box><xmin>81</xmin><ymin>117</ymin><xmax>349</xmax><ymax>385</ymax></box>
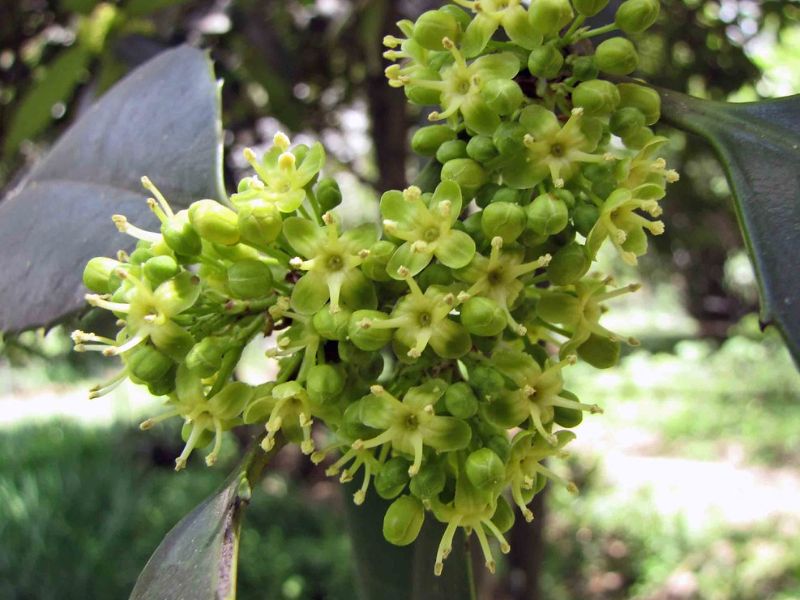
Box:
<box><xmin>209</xmin><ymin>381</ymin><xmax>252</xmax><ymax>420</ymax></box>
<box><xmin>572</xmin><ymin>55</ymin><xmax>599</xmax><ymax>81</ymax></box>
<box><xmin>527</xmin><ymin>43</ymin><xmax>564</xmax><ymax>79</ymax></box>
<box><xmin>405</xmin><ymin>68</ymin><xmax>443</xmax><ymax>105</ymax></box>
<box><xmin>375</xmin><ymin>457</ymin><xmax>411</xmax><ymax>500</ymax></box>
<box><xmin>227</xmin><ymin>259</ymin><xmax>273</xmax><ymax>299</ymax></box>
<box><xmin>465</xmin><ymin>448</ymin><xmax>504</xmax><ymax>489</ymax></box>
<box><xmin>189</xmin><ymin>200</ymin><xmax>240</xmax><ymax>246</ymax></box>
<box><xmin>413</xmin><ymin>10</ymin><xmax>460</xmax><ymax>50</ymax></box>
<box><xmin>572</xmin><ymin>202</ymin><xmax>600</xmax><ymax>237</ymax></box>
<box><xmin>440</xmin><ymin>5</ymin><xmax>472</xmax><ymax>29</ymax></box>
<box><xmin>238</xmin><ymin>201</ymin><xmax>282</xmax><ymax>251</ymax></box>
<box><xmin>185</xmin><ymin>336</ymin><xmax>227</xmax><ymax>378</ymax></box>
<box><xmin>595</xmin><ymin>37</ymin><xmax>639</xmax><ymax>75</ymax></box>
<box><xmin>436</xmin><ymin>139</ymin><xmax>468</xmax><ymax>164</ymax></box>
<box><xmin>572</xmin><ymin>80</ymin><xmax>620</xmax><ymax>116</ymax></box>
<box><xmin>529</xmin><ymin>0</ymin><xmax>574</xmax><ymax>37</ymax></box>
<box><xmin>623</xmin><ymin>125</ymin><xmax>654</xmax><ymax>149</ymax></box>
<box><xmin>553</xmin><ymin>391</ymin><xmax>585</xmax><ymax>427</ymax></box>
<box><xmin>577</xmin><ymin>333</ymin><xmax>621</xmax><ymax>368</ymax></box>
<box><xmin>341</xmin><ymin>398</ymin><xmax>378</xmax><ymax>440</ymax></box>
<box><xmin>481</xmin><ymin>79</ymin><xmax>524</xmax><ymax>116</ymax></box>
<box><xmin>526</xmin><ymin>193</ymin><xmax>569</xmax><ymax>236</ymax></box>
<box><xmin>348</xmin><ymin>310</ymin><xmax>393</xmax><ymax>351</ymax></box>
<box><xmin>312</xmin><ymin>306</ymin><xmax>352</xmax><ymax>341</ymax></box>
<box><xmin>441</xmin><ymin>158</ymin><xmax>488</xmax><ymax>198</ymax></box>
<box><xmin>417</xmin><ymin>264</ymin><xmax>454</xmax><ymax>289</ymax></box>
<box><xmin>615</xmin><ymin>0</ymin><xmax>659</xmax><ymax>33</ymax></box>
<box><xmin>536</xmin><ymin>292</ymin><xmax>579</xmax><ymax>325</ymax></box>
<box><xmin>485</xmin><ymin>433</ymin><xmax>511</xmax><ymax>463</ymax></box>
<box><xmin>609</xmin><ymin>106</ymin><xmax>646</xmax><ymax>138</ymax></box>
<box><xmin>143</xmin><ymin>256</ymin><xmax>180</xmax><ymax>288</ymax></box>
<box><xmin>361</xmin><ymin>240</ymin><xmax>397</xmax><ymax>282</ymax></box>
<box><xmin>617</xmin><ymin>83</ymin><xmax>661</xmax><ymax>125</ymax></box>
<box><xmin>482</xmin><ymin>202</ymin><xmax>526</xmax><ymax>243</ymax></box>
<box><xmin>466</xmin><ymin>136</ymin><xmax>499</xmax><ymax>163</ymax></box>
<box><xmin>444</xmin><ymin>382</ymin><xmax>479</xmax><ymax>419</ymax></box>
<box><xmin>411</xmin><ymin>125</ymin><xmax>457</xmax><ymax>157</ymax></box>
<box><xmin>493</xmin><ymin>121</ymin><xmax>528</xmax><ymax>157</ymax></box>
<box><xmin>573</xmin><ymin>0</ymin><xmax>609</xmax><ymax>17</ymax></box>
<box><xmin>492</xmin><ymin>495</ymin><xmax>515</xmax><ymax>533</ymax></box>
<box><xmin>409</xmin><ymin>461</ymin><xmax>446</xmax><ymax>500</ymax></box>
<box><xmin>306</xmin><ymin>364</ymin><xmax>345</xmax><ymax>405</ymax></box>
<box><xmin>547</xmin><ymin>241</ymin><xmax>591</xmax><ymax>285</ymax></box>
<box><xmin>154</xmin><ymin>271</ymin><xmax>201</xmax><ymax>316</ymax></box>
<box><xmin>383</xmin><ymin>495</ymin><xmax>425</xmax><ymax>546</ymax></box>
<box><xmin>316</xmin><ymin>177</ymin><xmax>342</xmax><ymax>212</ymax></box>
<box><xmin>83</xmin><ymin>257</ymin><xmax>120</xmax><ymax>293</ymax></box>
<box><xmin>128</xmin><ymin>244</ymin><xmax>153</xmax><ymax>265</ymax></box>
<box><xmin>470</xmin><ymin>365</ymin><xmax>506</xmax><ymax>400</ymax></box>
<box><xmin>125</xmin><ymin>344</ymin><xmax>174</xmax><ymax>383</ymax></box>
<box><xmin>162</xmin><ymin>210</ymin><xmax>202</xmax><ymax>257</ymax></box>
<box><xmin>461</xmin><ymin>297</ymin><xmax>507</xmax><ymax>337</ymax></box>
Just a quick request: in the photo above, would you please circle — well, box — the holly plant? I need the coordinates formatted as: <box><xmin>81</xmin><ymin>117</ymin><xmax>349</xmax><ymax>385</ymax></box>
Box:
<box><xmin>0</xmin><ymin>1</ymin><xmax>798</xmax><ymax>599</ymax></box>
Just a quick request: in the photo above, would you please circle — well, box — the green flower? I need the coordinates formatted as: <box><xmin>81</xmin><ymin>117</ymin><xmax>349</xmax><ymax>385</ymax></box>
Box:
<box><xmin>247</xmin><ymin>380</ymin><xmax>317</xmax><ymax>454</ymax></box>
<box><xmin>234</xmin><ymin>132</ymin><xmax>325</xmax><ymax>213</ymax></box>
<box><xmin>284</xmin><ymin>212</ymin><xmax>378</xmax><ymax>314</ymax></box>
<box><xmin>506</xmin><ymin>430</ymin><xmax>577</xmax><ymax>521</ymax></box>
<box><xmin>617</xmin><ymin>135</ymin><xmax>679</xmax><ymax>189</ymax></box>
<box><xmin>353</xmin><ymin>381</ymin><xmax>472</xmax><ymax>477</ymax></box>
<box><xmin>381</xmin><ymin>182</ymin><xmax>475</xmax><ymax>278</ymax></box>
<box><xmin>357</xmin><ymin>269</ymin><xmax>472</xmax><ymax>359</ymax></box>
<box><xmin>585</xmin><ymin>184</ymin><xmax>666</xmax><ymax>265</ymax></box>
<box><xmin>500</xmin><ymin>105</ymin><xmax>610</xmax><ymax>189</ymax></box>
<box><xmin>482</xmin><ymin>347</ymin><xmax>601</xmax><ymax>442</ymax></box>
<box><xmin>456</xmin><ymin>236</ymin><xmax>551</xmax><ymax>335</ymax></box>
<box><xmin>454</xmin><ymin>0</ymin><xmax>542</xmax><ymax>57</ymax></box>
<box><xmin>139</xmin><ymin>364</ymin><xmax>252</xmax><ymax>470</ymax></box>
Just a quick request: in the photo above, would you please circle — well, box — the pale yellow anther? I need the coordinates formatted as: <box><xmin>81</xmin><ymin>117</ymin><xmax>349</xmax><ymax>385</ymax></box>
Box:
<box><xmin>322</xmin><ymin>211</ymin><xmax>335</xmax><ymax>225</ymax></box>
<box><xmin>278</xmin><ymin>151</ymin><xmax>296</xmax><ymax>170</ymax></box>
<box><xmin>567</xmin><ymin>482</ymin><xmax>579</xmax><ymax>494</ymax></box>
<box><xmin>628</xmin><ymin>336</ymin><xmax>641</xmax><ymax>346</ymax></box>
<box><xmin>539</xmin><ymin>253</ymin><xmax>552</xmax><ymax>267</ymax></box>
<box><xmin>411</xmin><ymin>240</ymin><xmax>429</xmax><ymax>253</ymax></box>
<box><xmin>443</xmin><ymin>293</ymin><xmax>455</xmax><ymax>306</ymax></box>
<box><xmin>139</xmin><ymin>419</ymin><xmax>155</xmax><ymax>431</ymax></box>
<box><xmin>310</xmin><ymin>451</ymin><xmax>325</xmax><ymax>465</ymax></box>
<box><xmin>112</xmin><ymin>214</ymin><xmax>128</xmax><ymax>231</ymax></box>
<box><xmin>358</xmin><ymin>249</ymin><xmax>370</xmax><ymax>259</ymax></box>
<box><xmin>428</xmin><ymin>111</ymin><xmax>442</xmax><ymax>122</ymax></box>
<box><xmin>438</xmin><ymin>200</ymin><xmax>452</xmax><ymax>217</ymax></box>
<box><xmin>666</xmin><ymin>169</ymin><xmax>680</xmax><ymax>183</ymax></box>
<box><xmin>242</xmin><ymin>147</ymin><xmax>257</xmax><ymax>163</ymax></box>
<box><xmin>522</xmin><ymin>508</ymin><xmax>534</xmax><ymax>522</ymax></box>
<box><xmin>403</xmin><ymin>186</ymin><xmax>422</xmax><ymax>202</ymax></box>
<box><xmin>491</xmin><ymin>236</ymin><xmax>504</xmax><ymax>250</ymax></box>
<box><xmin>407</xmin><ymin>348</ymin><xmax>422</xmax><ymax>358</ymax></box>
<box><xmin>353</xmin><ymin>490</ymin><xmax>366</xmax><ymax>505</ymax></box>
<box><xmin>397</xmin><ymin>265</ymin><xmax>411</xmax><ymax>278</ymax></box>
<box><xmin>554</xmin><ymin>177</ymin><xmax>565</xmax><ymax>189</ymax></box>
<box><xmin>383</xmin><ymin>35</ymin><xmax>402</xmax><ymax>48</ymax></box>
<box><xmin>571</xmin><ymin>106</ymin><xmax>584</xmax><ymax>117</ymax></box>
<box><xmin>289</xmin><ymin>257</ymin><xmax>304</xmax><ymax>269</ymax></box>
<box><xmin>370</xmin><ymin>384</ymin><xmax>385</xmax><ymax>395</ymax></box>
<box><xmin>441</xmin><ymin>36</ymin><xmax>455</xmax><ymax>49</ymax></box>
<box><xmin>457</xmin><ymin>291</ymin><xmax>471</xmax><ymax>303</ymax></box>
<box><xmin>566</xmin><ymin>354</ymin><xmax>578</xmax><ymax>365</ymax></box>
<box><xmin>651</xmin><ymin>221</ymin><xmax>665</xmax><ymax>235</ymax></box>
<box><xmin>424</xmin><ymin>404</ymin><xmax>435</xmax><ymax>415</ymax></box>
<box><xmin>523</xmin><ymin>134</ymin><xmax>535</xmax><ymax>148</ymax></box>
<box><xmin>523</xmin><ymin>384</ymin><xmax>536</xmax><ymax>397</ymax></box>
<box><xmin>358</xmin><ymin>319</ymin><xmax>372</xmax><ymax>330</ymax></box>
<box><xmin>603</xmin><ymin>152</ymin><xmax>615</xmax><ymax>161</ymax></box>
<box><xmin>274</xmin><ymin>132</ymin><xmax>291</xmax><ymax>151</ymax></box>
<box><xmin>300</xmin><ymin>439</ymin><xmax>315</xmax><ymax>455</ymax></box>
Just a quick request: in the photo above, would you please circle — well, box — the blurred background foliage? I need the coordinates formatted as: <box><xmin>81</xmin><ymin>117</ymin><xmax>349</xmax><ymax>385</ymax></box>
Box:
<box><xmin>1</xmin><ymin>0</ymin><xmax>800</xmax><ymax>598</ymax></box>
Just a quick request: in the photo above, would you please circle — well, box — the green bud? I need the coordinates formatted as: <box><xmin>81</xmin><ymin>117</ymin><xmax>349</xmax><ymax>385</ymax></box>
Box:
<box><xmin>226</xmin><ymin>259</ymin><xmax>273</xmax><ymax>299</ymax></box>
<box><xmin>306</xmin><ymin>364</ymin><xmax>345</xmax><ymax>405</ymax></box>
<box><xmin>417</xmin><ymin>263</ymin><xmax>454</xmax><ymax>289</ymax></box>
<box><xmin>548</xmin><ymin>241</ymin><xmax>590</xmax><ymax>285</ymax></box>
<box><xmin>573</xmin><ymin>202</ymin><xmax>600</xmax><ymax>237</ymax></box>
<box><xmin>553</xmin><ymin>390</ymin><xmax>584</xmax><ymax>427</ymax></box>
<box><xmin>341</xmin><ymin>398</ymin><xmax>377</xmax><ymax>440</ymax></box>
<box><xmin>146</xmin><ymin>369</ymin><xmax>177</xmax><ymax>397</ymax></box>
<box><xmin>316</xmin><ymin>177</ymin><xmax>342</xmax><ymax>212</ymax></box>
<box><xmin>441</xmin><ymin>158</ymin><xmax>488</xmax><ymax>198</ymax></box>
<box><xmin>572</xmin><ymin>55</ymin><xmax>599</xmax><ymax>81</ymax></box>
<box><xmin>595</xmin><ymin>37</ymin><xmax>639</xmax><ymax>75</ymax></box>
<box><xmin>189</xmin><ymin>200</ymin><xmax>240</xmax><ymax>246</ymax></box>
<box><xmin>143</xmin><ymin>256</ymin><xmax>180</xmax><ymax>288</ymax></box>
<box><xmin>482</xmin><ymin>201</ymin><xmax>527</xmax><ymax>243</ymax></box>
<box><xmin>481</xmin><ymin>79</ymin><xmax>524</xmax><ymax>116</ymax></box>
<box><xmin>623</xmin><ymin>125</ymin><xmax>654</xmax><ymax>149</ymax></box>
<box><xmin>617</xmin><ymin>83</ymin><xmax>661</xmax><ymax>125</ymax></box>
<box><xmin>572</xmin><ymin>80</ymin><xmax>620</xmax><ymax>116</ymax></box>
<box><xmin>470</xmin><ymin>365</ymin><xmax>506</xmax><ymax>401</ymax></box>
<box><xmin>237</xmin><ymin>201</ymin><xmax>282</xmax><ymax>252</ymax></box>
<box><xmin>154</xmin><ymin>271</ymin><xmax>201</xmax><ymax>316</ymax></box>
<box><xmin>529</xmin><ymin>0</ymin><xmax>574</xmax><ymax>36</ymax></box>
<box><xmin>462</xmin><ymin>211</ymin><xmax>484</xmax><ymax>241</ymax></box>
<box><xmin>493</xmin><ymin>121</ymin><xmax>528</xmax><ymax>156</ymax></box>
<box><xmin>573</xmin><ymin>0</ymin><xmax>609</xmax><ymax>16</ymax></box>
<box><xmin>152</xmin><ymin>323</ymin><xmax>195</xmax><ymax>362</ymax></box>
<box><xmin>491</xmin><ymin>495</ymin><xmax>516</xmax><ymax>533</ymax></box>
<box><xmin>411</xmin><ymin>125</ymin><xmax>457</xmax><ymax>157</ymax></box>
<box><xmin>185</xmin><ymin>336</ymin><xmax>227</xmax><ymax>378</ymax></box>
<box><xmin>485</xmin><ymin>433</ymin><xmax>511</xmax><ymax>463</ymax></box>
<box><xmin>383</xmin><ymin>495</ymin><xmax>425</xmax><ymax>546</ymax></box>
<box><xmin>83</xmin><ymin>257</ymin><xmax>120</xmax><ymax>293</ymax></box>
<box><xmin>609</xmin><ymin>106</ymin><xmax>646</xmax><ymax>138</ymax></box>
<box><xmin>465</xmin><ymin>448</ymin><xmax>504</xmax><ymax>489</ymax></box>
<box><xmin>436</xmin><ymin>139</ymin><xmax>468</xmax><ymax>164</ymax></box>
<box><xmin>406</xmin><ymin>71</ymin><xmax>443</xmax><ymax>105</ymax></box>
<box><xmin>527</xmin><ymin>43</ymin><xmax>564</xmax><ymax>79</ymax></box>
<box><xmin>375</xmin><ymin>457</ymin><xmax>411</xmax><ymax>500</ymax></box>
<box><xmin>312</xmin><ymin>306</ymin><xmax>352</xmax><ymax>341</ymax></box>
<box><xmin>577</xmin><ymin>333</ymin><xmax>621</xmax><ymax>368</ymax></box>
<box><xmin>129</xmin><ymin>244</ymin><xmax>154</xmax><ymax>265</ymax></box>
<box><xmin>439</xmin><ymin>5</ymin><xmax>472</xmax><ymax>30</ymax></box>
<box><xmin>615</xmin><ymin>0</ymin><xmax>659</xmax><ymax>33</ymax></box>
<box><xmin>348</xmin><ymin>310</ymin><xmax>393</xmax><ymax>351</ymax></box>
<box><xmin>162</xmin><ymin>210</ymin><xmax>202</xmax><ymax>257</ymax></box>
<box><xmin>466</xmin><ymin>136</ymin><xmax>499</xmax><ymax>163</ymax></box>
<box><xmin>409</xmin><ymin>462</ymin><xmax>446</xmax><ymax>500</ymax></box>
<box><xmin>361</xmin><ymin>240</ymin><xmax>397</xmax><ymax>282</ymax></box>
<box><xmin>444</xmin><ymin>382</ymin><xmax>479</xmax><ymax>419</ymax></box>
<box><xmin>526</xmin><ymin>193</ymin><xmax>569</xmax><ymax>236</ymax></box>
<box><xmin>475</xmin><ymin>184</ymin><xmax>500</xmax><ymax>209</ymax></box>
<box><xmin>413</xmin><ymin>10</ymin><xmax>460</xmax><ymax>51</ymax></box>
<box><xmin>209</xmin><ymin>381</ymin><xmax>252</xmax><ymax>420</ymax></box>
<box><xmin>460</xmin><ymin>296</ymin><xmax>507</xmax><ymax>337</ymax></box>
<box><xmin>125</xmin><ymin>344</ymin><xmax>174</xmax><ymax>383</ymax></box>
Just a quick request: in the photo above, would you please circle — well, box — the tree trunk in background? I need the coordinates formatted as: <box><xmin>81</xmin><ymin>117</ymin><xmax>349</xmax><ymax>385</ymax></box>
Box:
<box><xmin>507</xmin><ymin>488</ymin><xmax>547</xmax><ymax>600</ymax></box>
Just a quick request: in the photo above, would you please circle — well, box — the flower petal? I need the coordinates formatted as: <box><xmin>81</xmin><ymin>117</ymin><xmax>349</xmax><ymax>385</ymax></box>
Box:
<box><xmin>435</xmin><ymin>229</ymin><xmax>476</xmax><ymax>270</ymax></box>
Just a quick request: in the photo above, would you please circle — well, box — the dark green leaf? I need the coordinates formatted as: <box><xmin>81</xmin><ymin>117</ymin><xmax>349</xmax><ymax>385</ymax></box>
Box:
<box><xmin>129</xmin><ymin>442</ymin><xmax>272</xmax><ymax>600</ymax></box>
<box><xmin>125</xmin><ymin>0</ymin><xmax>193</xmax><ymax>18</ymax></box>
<box><xmin>0</xmin><ymin>46</ymin><xmax>225</xmax><ymax>332</ymax></box>
<box><xmin>343</xmin><ymin>483</ymin><xmax>474</xmax><ymax>600</ymax></box>
<box><xmin>658</xmin><ymin>89</ymin><xmax>800</xmax><ymax>364</ymax></box>
<box><xmin>3</xmin><ymin>45</ymin><xmax>92</xmax><ymax>157</ymax></box>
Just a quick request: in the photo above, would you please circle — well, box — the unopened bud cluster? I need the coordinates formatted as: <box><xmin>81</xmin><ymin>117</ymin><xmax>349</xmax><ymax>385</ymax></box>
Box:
<box><xmin>77</xmin><ymin>0</ymin><xmax>674</xmax><ymax>576</ymax></box>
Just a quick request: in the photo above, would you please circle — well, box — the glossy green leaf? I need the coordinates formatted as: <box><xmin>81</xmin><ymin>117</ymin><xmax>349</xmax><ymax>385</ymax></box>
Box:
<box><xmin>0</xmin><ymin>46</ymin><xmax>225</xmax><ymax>332</ymax></box>
<box><xmin>658</xmin><ymin>89</ymin><xmax>800</xmax><ymax>365</ymax></box>
<box><xmin>3</xmin><ymin>45</ymin><xmax>92</xmax><ymax>158</ymax></box>
<box><xmin>129</xmin><ymin>442</ymin><xmax>274</xmax><ymax>600</ymax></box>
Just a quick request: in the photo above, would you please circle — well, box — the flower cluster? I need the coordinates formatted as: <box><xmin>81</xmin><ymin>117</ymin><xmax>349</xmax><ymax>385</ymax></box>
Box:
<box><xmin>76</xmin><ymin>0</ymin><xmax>676</xmax><ymax>576</ymax></box>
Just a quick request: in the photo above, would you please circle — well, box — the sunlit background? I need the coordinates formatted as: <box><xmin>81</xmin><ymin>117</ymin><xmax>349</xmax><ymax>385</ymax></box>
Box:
<box><xmin>1</xmin><ymin>0</ymin><xmax>800</xmax><ymax>598</ymax></box>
